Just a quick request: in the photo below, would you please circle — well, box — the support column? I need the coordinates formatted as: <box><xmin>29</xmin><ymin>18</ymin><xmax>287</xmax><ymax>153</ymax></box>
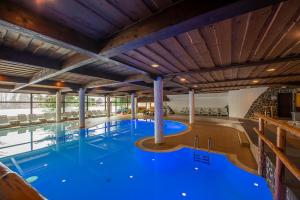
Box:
<box><xmin>30</xmin><ymin>93</ymin><xmax>33</xmax><ymax>114</ymax></box>
<box><xmin>274</xmin><ymin>127</ymin><xmax>286</xmax><ymax>200</ymax></box>
<box><xmin>131</xmin><ymin>93</ymin><xmax>135</xmax><ymax>119</ymax></box>
<box><xmin>154</xmin><ymin>76</ymin><xmax>164</xmax><ymax>144</ymax></box>
<box><xmin>56</xmin><ymin>91</ymin><xmax>62</xmax><ymax>123</ymax></box>
<box><xmin>189</xmin><ymin>89</ymin><xmax>195</xmax><ymax>124</ymax></box>
<box><xmin>258</xmin><ymin>118</ymin><xmax>265</xmax><ymax>176</ymax></box>
<box><xmin>79</xmin><ymin>88</ymin><xmax>86</xmax><ymax>128</ymax></box>
<box><xmin>107</xmin><ymin>95</ymin><xmax>111</xmax><ymax>117</ymax></box>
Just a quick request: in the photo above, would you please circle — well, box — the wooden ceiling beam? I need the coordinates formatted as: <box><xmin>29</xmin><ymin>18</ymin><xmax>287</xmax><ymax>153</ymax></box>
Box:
<box><xmin>98</xmin><ymin>0</ymin><xmax>283</xmax><ymax>57</ymax></box>
<box><xmin>0</xmin><ymin>74</ymin><xmax>82</xmax><ymax>90</ymax></box>
<box><xmin>0</xmin><ymin>84</ymin><xmax>58</xmax><ymax>94</ymax></box>
<box><xmin>0</xmin><ymin>1</ymin><xmax>98</xmax><ymax>56</ymax></box>
<box><xmin>197</xmin><ymin>82</ymin><xmax>300</xmax><ymax>92</ymax></box>
<box><xmin>185</xmin><ymin>73</ymin><xmax>300</xmax><ymax>87</ymax></box>
<box><xmin>165</xmin><ymin>55</ymin><xmax>300</xmax><ymax>77</ymax></box>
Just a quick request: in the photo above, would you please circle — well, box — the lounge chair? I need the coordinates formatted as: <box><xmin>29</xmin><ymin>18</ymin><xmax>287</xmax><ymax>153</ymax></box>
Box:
<box><xmin>44</xmin><ymin>113</ymin><xmax>56</xmax><ymax>123</ymax></box>
<box><xmin>63</xmin><ymin>112</ymin><xmax>77</xmax><ymax>120</ymax></box>
<box><xmin>18</xmin><ymin>114</ymin><xmax>30</xmax><ymax>126</ymax></box>
<box><xmin>0</xmin><ymin>115</ymin><xmax>11</xmax><ymax>128</ymax></box>
<box><xmin>201</xmin><ymin>108</ymin><xmax>210</xmax><ymax>116</ymax></box>
<box><xmin>210</xmin><ymin>108</ymin><xmax>219</xmax><ymax>116</ymax></box>
<box><xmin>195</xmin><ymin>107</ymin><xmax>201</xmax><ymax>115</ymax></box>
<box><xmin>71</xmin><ymin>112</ymin><xmax>79</xmax><ymax>119</ymax></box>
<box><xmin>219</xmin><ymin>108</ymin><xmax>229</xmax><ymax>116</ymax></box>
<box><xmin>28</xmin><ymin>114</ymin><xmax>42</xmax><ymax>125</ymax></box>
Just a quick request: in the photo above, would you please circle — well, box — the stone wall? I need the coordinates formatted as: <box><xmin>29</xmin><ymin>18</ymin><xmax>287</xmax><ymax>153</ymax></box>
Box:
<box><xmin>244</xmin><ymin>87</ymin><xmax>295</xmax><ymax>118</ymax></box>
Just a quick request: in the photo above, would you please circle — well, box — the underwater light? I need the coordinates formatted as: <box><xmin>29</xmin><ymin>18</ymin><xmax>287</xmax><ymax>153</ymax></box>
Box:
<box><xmin>43</xmin><ymin>164</ymin><xmax>48</xmax><ymax>167</ymax></box>
<box><xmin>194</xmin><ymin>167</ymin><xmax>199</xmax><ymax>171</ymax></box>
<box><xmin>152</xmin><ymin>158</ymin><xmax>155</xmax><ymax>161</ymax></box>
<box><xmin>254</xmin><ymin>183</ymin><xmax>259</xmax><ymax>187</ymax></box>
<box><xmin>181</xmin><ymin>192</ymin><xmax>187</xmax><ymax>197</ymax></box>
<box><xmin>61</xmin><ymin>179</ymin><xmax>66</xmax><ymax>183</ymax></box>
<box><xmin>129</xmin><ymin>175</ymin><xmax>134</xmax><ymax>179</ymax></box>
<box><xmin>100</xmin><ymin>162</ymin><xmax>104</xmax><ymax>165</ymax></box>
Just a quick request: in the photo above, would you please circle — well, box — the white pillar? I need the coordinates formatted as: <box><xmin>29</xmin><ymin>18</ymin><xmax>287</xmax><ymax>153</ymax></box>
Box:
<box><xmin>79</xmin><ymin>88</ymin><xmax>85</xmax><ymax>128</ymax></box>
<box><xmin>131</xmin><ymin>93</ymin><xmax>135</xmax><ymax>119</ymax></box>
<box><xmin>107</xmin><ymin>95</ymin><xmax>111</xmax><ymax>117</ymax></box>
<box><xmin>154</xmin><ymin>76</ymin><xmax>164</xmax><ymax>144</ymax></box>
<box><xmin>189</xmin><ymin>89</ymin><xmax>195</xmax><ymax>124</ymax></box>
<box><xmin>56</xmin><ymin>91</ymin><xmax>62</xmax><ymax>123</ymax></box>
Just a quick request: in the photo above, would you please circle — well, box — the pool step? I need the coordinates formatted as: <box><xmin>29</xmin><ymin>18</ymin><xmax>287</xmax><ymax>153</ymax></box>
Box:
<box><xmin>193</xmin><ymin>154</ymin><xmax>210</xmax><ymax>165</ymax></box>
<box><xmin>237</xmin><ymin>131</ymin><xmax>250</xmax><ymax>147</ymax></box>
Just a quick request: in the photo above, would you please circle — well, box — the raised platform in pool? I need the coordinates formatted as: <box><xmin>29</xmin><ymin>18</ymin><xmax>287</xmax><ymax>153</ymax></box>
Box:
<box><xmin>0</xmin><ymin>119</ymin><xmax>272</xmax><ymax>200</ymax></box>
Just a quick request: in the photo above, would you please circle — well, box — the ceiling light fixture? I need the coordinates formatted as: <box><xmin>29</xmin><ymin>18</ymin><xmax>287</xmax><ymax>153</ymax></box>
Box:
<box><xmin>180</xmin><ymin>78</ymin><xmax>186</xmax><ymax>82</ymax></box>
<box><xmin>151</xmin><ymin>64</ymin><xmax>159</xmax><ymax>68</ymax></box>
<box><xmin>266</xmin><ymin>68</ymin><xmax>276</xmax><ymax>72</ymax></box>
<box><xmin>193</xmin><ymin>85</ymin><xmax>198</xmax><ymax>88</ymax></box>
<box><xmin>252</xmin><ymin>80</ymin><xmax>259</xmax><ymax>83</ymax></box>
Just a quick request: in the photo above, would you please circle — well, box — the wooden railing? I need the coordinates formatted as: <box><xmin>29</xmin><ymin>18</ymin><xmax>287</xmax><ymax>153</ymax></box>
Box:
<box><xmin>254</xmin><ymin>113</ymin><xmax>300</xmax><ymax>200</ymax></box>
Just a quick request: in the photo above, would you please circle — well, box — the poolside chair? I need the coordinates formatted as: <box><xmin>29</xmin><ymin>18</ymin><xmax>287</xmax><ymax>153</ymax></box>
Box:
<box><xmin>18</xmin><ymin>114</ymin><xmax>30</xmax><ymax>126</ymax></box>
<box><xmin>71</xmin><ymin>111</ymin><xmax>79</xmax><ymax>119</ymax></box>
<box><xmin>28</xmin><ymin>114</ymin><xmax>42</xmax><ymax>125</ymax></box>
<box><xmin>0</xmin><ymin>115</ymin><xmax>11</xmax><ymax>128</ymax></box>
<box><xmin>195</xmin><ymin>107</ymin><xmax>201</xmax><ymax>115</ymax></box>
<box><xmin>201</xmin><ymin>108</ymin><xmax>210</xmax><ymax>116</ymax></box>
<box><xmin>219</xmin><ymin>108</ymin><xmax>229</xmax><ymax>116</ymax></box>
<box><xmin>44</xmin><ymin>113</ymin><xmax>56</xmax><ymax>123</ymax></box>
<box><xmin>210</xmin><ymin>108</ymin><xmax>219</xmax><ymax>116</ymax></box>
<box><xmin>65</xmin><ymin>112</ymin><xmax>77</xmax><ymax>120</ymax></box>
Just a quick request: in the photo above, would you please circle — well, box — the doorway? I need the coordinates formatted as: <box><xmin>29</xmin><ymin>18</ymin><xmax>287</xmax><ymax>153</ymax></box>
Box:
<box><xmin>277</xmin><ymin>93</ymin><xmax>293</xmax><ymax>118</ymax></box>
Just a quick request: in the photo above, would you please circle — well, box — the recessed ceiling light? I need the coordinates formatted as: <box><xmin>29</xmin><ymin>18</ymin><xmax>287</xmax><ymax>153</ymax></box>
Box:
<box><xmin>151</xmin><ymin>64</ymin><xmax>159</xmax><ymax>68</ymax></box>
<box><xmin>266</xmin><ymin>68</ymin><xmax>276</xmax><ymax>72</ymax></box>
<box><xmin>180</xmin><ymin>78</ymin><xmax>186</xmax><ymax>82</ymax></box>
<box><xmin>252</xmin><ymin>80</ymin><xmax>259</xmax><ymax>83</ymax></box>
<box><xmin>193</xmin><ymin>85</ymin><xmax>198</xmax><ymax>88</ymax></box>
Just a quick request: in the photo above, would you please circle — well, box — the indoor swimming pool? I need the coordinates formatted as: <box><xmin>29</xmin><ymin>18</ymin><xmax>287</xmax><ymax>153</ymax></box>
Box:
<box><xmin>0</xmin><ymin>119</ymin><xmax>272</xmax><ymax>200</ymax></box>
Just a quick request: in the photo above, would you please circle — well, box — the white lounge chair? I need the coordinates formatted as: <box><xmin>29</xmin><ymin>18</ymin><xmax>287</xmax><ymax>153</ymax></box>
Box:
<box><xmin>18</xmin><ymin>114</ymin><xmax>30</xmax><ymax>126</ymax></box>
<box><xmin>0</xmin><ymin>115</ymin><xmax>11</xmax><ymax>128</ymax></box>
<box><xmin>63</xmin><ymin>112</ymin><xmax>77</xmax><ymax>120</ymax></box>
<box><xmin>210</xmin><ymin>108</ymin><xmax>219</xmax><ymax>116</ymax></box>
<box><xmin>201</xmin><ymin>108</ymin><xmax>210</xmax><ymax>116</ymax></box>
<box><xmin>44</xmin><ymin>113</ymin><xmax>56</xmax><ymax>123</ymax></box>
<box><xmin>28</xmin><ymin>114</ymin><xmax>42</xmax><ymax>125</ymax></box>
<box><xmin>195</xmin><ymin>107</ymin><xmax>201</xmax><ymax>115</ymax></box>
<box><xmin>219</xmin><ymin>108</ymin><xmax>229</xmax><ymax>116</ymax></box>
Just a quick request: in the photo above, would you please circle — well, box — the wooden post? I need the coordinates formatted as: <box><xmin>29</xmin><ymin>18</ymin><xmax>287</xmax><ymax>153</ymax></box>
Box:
<box><xmin>274</xmin><ymin>127</ymin><xmax>286</xmax><ymax>200</ymax></box>
<box><xmin>106</xmin><ymin>95</ymin><xmax>111</xmax><ymax>117</ymax></box>
<box><xmin>258</xmin><ymin>117</ymin><xmax>266</xmax><ymax>176</ymax></box>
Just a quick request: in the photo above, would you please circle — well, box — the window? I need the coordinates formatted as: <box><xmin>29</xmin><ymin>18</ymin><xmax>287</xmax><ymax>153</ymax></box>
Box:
<box><xmin>0</xmin><ymin>93</ymin><xmax>30</xmax><ymax>116</ymax></box>
<box><xmin>87</xmin><ymin>96</ymin><xmax>105</xmax><ymax>111</ymax></box>
<box><xmin>32</xmin><ymin>94</ymin><xmax>56</xmax><ymax>114</ymax></box>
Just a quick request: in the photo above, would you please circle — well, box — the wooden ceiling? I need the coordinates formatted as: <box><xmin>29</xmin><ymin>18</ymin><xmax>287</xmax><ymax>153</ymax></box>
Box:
<box><xmin>0</xmin><ymin>0</ymin><xmax>300</xmax><ymax>96</ymax></box>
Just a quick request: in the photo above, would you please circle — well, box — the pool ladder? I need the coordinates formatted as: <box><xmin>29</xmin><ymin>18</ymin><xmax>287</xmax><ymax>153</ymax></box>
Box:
<box><xmin>193</xmin><ymin>136</ymin><xmax>210</xmax><ymax>165</ymax></box>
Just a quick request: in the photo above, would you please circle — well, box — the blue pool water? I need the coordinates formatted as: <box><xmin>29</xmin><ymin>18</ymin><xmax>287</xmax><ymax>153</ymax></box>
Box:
<box><xmin>0</xmin><ymin>119</ymin><xmax>272</xmax><ymax>200</ymax></box>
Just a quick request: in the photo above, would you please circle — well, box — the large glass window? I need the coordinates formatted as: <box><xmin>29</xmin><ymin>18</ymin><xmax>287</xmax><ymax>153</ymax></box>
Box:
<box><xmin>64</xmin><ymin>95</ymin><xmax>80</xmax><ymax>112</ymax></box>
<box><xmin>32</xmin><ymin>94</ymin><xmax>56</xmax><ymax>114</ymax></box>
<box><xmin>87</xmin><ymin>96</ymin><xmax>105</xmax><ymax>111</ymax></box>
<box><xmin>0</xmin><ymin>93</ymin><xmax>30</xmax><ymax>116</ymax></box>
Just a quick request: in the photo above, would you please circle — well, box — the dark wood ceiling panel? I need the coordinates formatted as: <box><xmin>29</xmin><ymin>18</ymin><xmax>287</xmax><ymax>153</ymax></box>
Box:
<box><xmin>238</xmin><ymin>6</ymin><xmax>273</xmax><ymax>62</ymax></box>
<box><xmin>252</xmin><ymin>0</ymin><xmax>300</xmax><ymax>60</ymax></box>
<box><xmin>159</xmin><ymin>37</ymin><xmax>199</xmax><ymax>70</ymax></box>
<box><xmin>12</xmin><ymin>0</ymin><xmax>174</xmax><ymax>40</ymax></box>
<box><xmin>147</xmin><ymin>42</ymin><xmax>189</xmax><ymax>72</ymax></box>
